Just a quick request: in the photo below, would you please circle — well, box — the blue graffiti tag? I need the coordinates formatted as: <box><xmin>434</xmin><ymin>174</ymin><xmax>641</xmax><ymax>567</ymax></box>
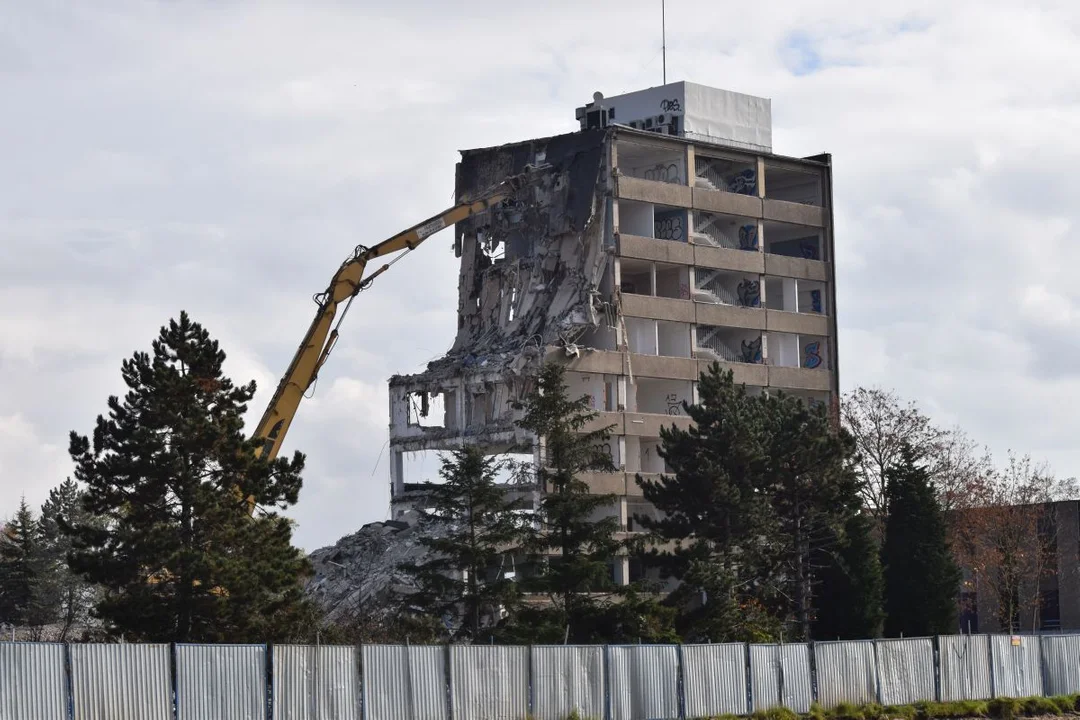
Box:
<box><xmin>737</xmin><ymin>280</ymin><xmax>761</xmax><ymax>307</ymax></box>
<box><xmin>810</xmin><ymin>289</ymin><xmax>822</xmax><ymax>313</ymax></box>
<box><xmin>738</xmin><ymin>224</ymin><xmax>759</xmax><ymax>250</ymax></box>
<box><xmin>727</xmin><ymin>168</ymin><xmax>757</xmax><ymax>195</ymax></box>
<box><xmin>803</xmin><ymin>341</ymin><xmax>823</xmax><ymax>369</ymax></box>
<box><xmin>799</xmin><ymin>240</ymin><xmax>819</xmax><ymax>260</ymax></box>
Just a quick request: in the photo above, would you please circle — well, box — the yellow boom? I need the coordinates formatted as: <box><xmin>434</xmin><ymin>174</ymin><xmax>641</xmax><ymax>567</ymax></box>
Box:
<box><xmin>250</xmin><ymin>166</ymin><xmax>545</xmax><ymax>466</ymax></box>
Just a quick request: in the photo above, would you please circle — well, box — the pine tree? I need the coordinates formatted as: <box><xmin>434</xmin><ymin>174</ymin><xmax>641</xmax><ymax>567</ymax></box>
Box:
<box><xmin>813</xmin><ymin>511</ymin><xmax>885</xmax><ymax>639</ymax></box>
<box><xmin>636</xmin><ymin>364</ymin><xmax>781</xmax><ymax>642</ymax></box>
<box><xmin>0</xmin><ymin>499</ymin><xmax>48</xmax><ymax>631</ymax></box>
<box><xmin>38</xmin><ymin>479</ymin><xmax>101</xmax><ymax>640</ymax></box>
<box><xmin>511</xmin><ymin>362</ymin><xmax>620</xmax><ymax>643</ymax></box>
<box><xmin>882</xmin><ymin>443</ymin><xmax>961</xmax><ymax>637</ymax></box>
<box><xmin>758</xmin><ymin>390</ymin><xmax>861</xmax><ymax>641</ymax></box>
<box><xmin>65</xmin><ymin>311</ymin><xmax>313</xmax><ymax>643</ymax></box>
<box><xmin>399</xmin><ymin>446</ymin><xmax>525</xmax><ymax>641</ymax></box>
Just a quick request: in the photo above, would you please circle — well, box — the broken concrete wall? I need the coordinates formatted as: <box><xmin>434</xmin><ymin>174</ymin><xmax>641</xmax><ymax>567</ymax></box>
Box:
<box><xmin>387</xmin><ymin>128</ymin><xmax>614</xmax><ymax>507</ymax></box>
<box><xmin>449</xmin><ymin>128</ymin><xmax>612</xmax><ymax>363</ymax></box>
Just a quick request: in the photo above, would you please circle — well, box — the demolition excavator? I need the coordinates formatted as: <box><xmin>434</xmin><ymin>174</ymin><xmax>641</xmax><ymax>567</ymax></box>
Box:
<box><xmin>246</xmin><ymin>164</ymin><xmax>550</xmax><ymax>507</ymax></box>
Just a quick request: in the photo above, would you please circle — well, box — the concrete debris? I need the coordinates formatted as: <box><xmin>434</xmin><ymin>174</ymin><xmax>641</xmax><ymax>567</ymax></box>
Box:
<box><xmin>305</xmin><ymin>510</ymin><xmax>436</xmax><ymax>623</ymax></box>
<box><xmin>386</xmin><ymin>130</ymin><xmax>614</xmax><ymax>488</ymax></box>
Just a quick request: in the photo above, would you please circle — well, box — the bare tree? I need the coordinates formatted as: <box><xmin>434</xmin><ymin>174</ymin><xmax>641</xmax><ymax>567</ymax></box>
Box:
<box><xmin>841</xmin><ymin>387</ymin><xmax>942</xmax><ymax>523</ymax></box>
<box><xmin>927</xmin><ymin>426</ymin><xmax>995</xmax><ymax>514</ymax></box>
<box><xmin>953</xmin><ymin>453</ymin><xmax>1077</xmax><ymax>631</ymax></box>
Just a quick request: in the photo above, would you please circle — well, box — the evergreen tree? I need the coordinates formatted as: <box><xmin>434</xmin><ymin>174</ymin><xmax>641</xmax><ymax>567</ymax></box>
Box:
<box><xmin>882</xmin><ymin>443</ymin><xmax>961</xmax><ymax>637</ymax></box>
<box><xmin>0</xmin><ymin>499</ymin><xmax>46</xmax><ymax>629</ymax></box>
<box><xmin>758</xmin><ymin>390</ymin><xmax>861</xmax><ymax>641</ymax></box>
<box><xmin>813</xmin><ymin>511</ymin><xmax>885</xmax><ymax>639</ymax></box>
<box><xmin>38</xmin><ymin>479</ymin><xmax>101</xmax><ymax>640</ymax></box>
<box><xmin>510</xmin><ymin>362</ymin><xmax>620</xmax><ymax>643</ymax></box>
<box><xmin>399</xmin><ymin>446</ymin><xmax>525</xmax><ymax>641</ymax></box>
<box><xmin>65</xmin><ymin>312</ymin><xmax>313</xmax><ymax>643</ymax></box>
<box><xmin>636</xmin><ymin>365</ymin><xmax>781</xmax><ymax>642</ymax></box>
<box><xmin>639</xmin><ymin>365</ymin><xmax>863</xmax><ymax>642</ymax></box>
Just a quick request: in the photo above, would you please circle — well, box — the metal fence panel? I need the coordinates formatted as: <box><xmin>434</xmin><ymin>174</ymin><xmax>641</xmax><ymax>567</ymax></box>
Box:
<box><xmin>361</xmin><ymin>645</ymin><xmax>447</xmax><ymax>720</ymax></box>
<box><xmin>876</xmin><ymin>638</ymin><xmax>935</xmax><ymax>706</ymax></box>
<box><xmin>0</xmin><ymin>642</ymin><xmax>68</xmax><ymax>720</ymax></box>
<box><xmin>682</xmin><ymin>643</ymin><xmax>748</xmax><ymax>718</ymax></box>
<box><xmin>273</xmin><ymin>645</ymin><xmax>360</xmax><ymax>720</ymax></box>
<box><xmin>1041</xmin><ymin>635</ymin><xmax>1080</xmax><ymax>696</ymax></box>
<box><xmin>175</xmin><ymin>644</ymin><xmax>266</xmax><ymax>720</ymax></box>
<box><xmin>991</xmin><ymin>635</ymin><xmax>1043</xmax><ymax>698</ymax></box>
<box><xmin>449</xmin><ymin>645</ymin><xmax>528</xmax><ymax>720</ymax></box>
<box><xmin>939</xmin><ymin>635</ymin><xmax>992</xmax><ymax>701</ymax></box>
<box><xmin>750</xmin><ymin>644</ymin><xmax>780</xmax><ymax>712</ymax></box>
<box><xmin>530</xmin><ymin>646</ymin><xmax>604</xmax><ymax>720</ymax></box>
<box><xmin>70</xmin><ymin>643</ymin><xmax>172</xmax><ymax>720</ymax></box>
<box><xmin>780</xmin><ymin>644</ymin><xmax>813</xmax><ymax>713</ymax></box>
<box><xmin>816</xmin><ymin>640</ymin><xmax>877</xmax><ymax>708</ymax></box>
<box><xmin>608</xmin><ymin>645</ymin><xmax>680</xmax><ymax>720</ymax></box>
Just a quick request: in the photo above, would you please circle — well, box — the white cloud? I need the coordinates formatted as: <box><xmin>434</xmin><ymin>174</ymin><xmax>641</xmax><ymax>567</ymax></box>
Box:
<box><xmin>5</xmin><ymin>1</ymin><xmax>1080</xmax><ymax>548</ymax></box>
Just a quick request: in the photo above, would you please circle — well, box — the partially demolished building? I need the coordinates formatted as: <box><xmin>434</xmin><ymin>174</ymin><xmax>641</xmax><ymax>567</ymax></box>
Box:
<box><xmin>387</xmin><ymin>81</ymin><xmax>839</xmax><ymax>584</ymax></box>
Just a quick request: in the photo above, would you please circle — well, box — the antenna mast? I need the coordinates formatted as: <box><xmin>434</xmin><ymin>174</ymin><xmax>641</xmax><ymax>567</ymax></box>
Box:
<box><xmin>662</xmin><ymin>0</ymin><xmax>667</xmax><ymax>84</ymax></box>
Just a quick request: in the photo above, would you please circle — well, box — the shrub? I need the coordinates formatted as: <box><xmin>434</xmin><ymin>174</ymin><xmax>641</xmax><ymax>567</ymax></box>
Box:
<box><xmin>1048</xmin><ymin>696</ymin><xmax>1079</xmax><ymax>714</ymax></box>
<box><xmin>862</xmin><ymin>703</ymin><xmax>888</xmax><ymax>720</ymax></box>
<box><xmin>1021</xmin><ymin>697</ymin><xmax>1062</xmax><ymax>716</ymax></box>
<box><xmin>988</xmin><ymin>697</ymin><xmax>1022</xmax><ymax>720</ymax></box>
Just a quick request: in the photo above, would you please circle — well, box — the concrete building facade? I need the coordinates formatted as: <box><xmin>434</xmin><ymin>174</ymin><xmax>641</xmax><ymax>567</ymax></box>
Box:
<box><xmin>386</xmin><ymin>82</ymin><xmax>839</xmax><ymax>584</ymax></box>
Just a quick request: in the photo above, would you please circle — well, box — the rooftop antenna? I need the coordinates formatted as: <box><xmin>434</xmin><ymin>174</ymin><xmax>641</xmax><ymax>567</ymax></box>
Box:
<box><xmin>662</xmin><ymin>0</ymin><xmax>667</xmax><ymax>84</ymax></box>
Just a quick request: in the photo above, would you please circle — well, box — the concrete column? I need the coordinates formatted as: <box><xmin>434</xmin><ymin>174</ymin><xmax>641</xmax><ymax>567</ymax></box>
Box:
<box><xmin>390</xmin><ymin>449</ymin><xmax>404</xmax><ymax>496</ymax></box>
<box><xmin>756</xmin><ymin>156</ymin><xmax>767</xmax><ymax>198</ymax></box>
<box><xmin>686</xmin><ymin>145</ymin><xmax>696</xmax><ymax>186</ymax></box>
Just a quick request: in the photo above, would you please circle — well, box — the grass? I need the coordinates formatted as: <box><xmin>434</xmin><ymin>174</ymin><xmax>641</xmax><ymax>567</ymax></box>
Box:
<box><xmin>691</xmin><ymin>696</ymin><xmax>1080</xmax><ymax>720</ymax></box>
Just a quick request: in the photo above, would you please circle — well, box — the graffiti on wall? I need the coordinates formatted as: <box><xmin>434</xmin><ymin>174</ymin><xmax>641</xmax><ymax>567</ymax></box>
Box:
<box><xmin>810</xmin><ymin>289</ymin><xmax>822</xmax><ymax>313</ymax></box>
<box><xmin>727</xmin><ymin>168</ymin><xmax>757</xmax><ymax>195</ymax></box>
<box><xmin>803</xmin><ymin>341</ymin><xmax>823</xmax><ymax>369</ymax></box>
<box><xmin>655</xmin><ymin>212</ymin><xmax>685</xmax><ymax>241</ymax></box>
<box><xmin>643</xmin><ymin>162</ymin><xmax>681</xmax><ymax>183</ymax></box>
<box><xmin>660</xmin><ymin>98</ymin><xmax>682</xmax><ymax>112</ymax></box>
<box><xmin>666</xmin><ymin>392</ymin><xmax>682</xmax><ymax>416</ymax></box>
<box><xmin>741</xmin><ymin>336</ymin><xmax>763</xmax><ymax>364</ymax></box>
<box><xmin>738</xmin><ymin>224</ymin><xmax>759</xmax><ymax>250</ymax></box>
<box><xmin>737</xmin><ymin>280</ymin><xmax>761</xmax><ymax>307</ymax></box>
<box><xmin>799</xmin><ymin>239</ymin><xmax>819</xmax><ymax>260</ymax></box>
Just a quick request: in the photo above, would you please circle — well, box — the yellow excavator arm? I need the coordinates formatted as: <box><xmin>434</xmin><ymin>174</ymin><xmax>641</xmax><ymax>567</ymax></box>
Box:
<box><xmin>249</xmin><ymin>165</ymin><xmax>546</xmax><ymax>466</ymax></box>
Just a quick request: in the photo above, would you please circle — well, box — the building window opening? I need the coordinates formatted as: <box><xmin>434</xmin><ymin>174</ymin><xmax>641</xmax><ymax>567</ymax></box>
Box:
<box><xmin>764</xmin><ymin>220</ymin><xmax>823</xmax><ymax>260</ymax></box>
<box><xmin>695</xmin><ymin>325</ymin><xmax>763</xmax><ymax>364</ymax></box>
<box><xmin>695</xmin><ymin>155</ymin><xmax>757</xmax><ymax>195</ymax></box>
<box><xmin>695</xmin><ymin>268</ymin><xmax>760</xmax><ymax>307</ymax></box>
<box><xmin>691</xmin><ymin>211</ymin><xmax>757</xmax><ymax>250</ymax></box>
<box><xmin>764</xmin><ymin>165</ymin><xmax>823</xmax><ymax>206</ymax></box>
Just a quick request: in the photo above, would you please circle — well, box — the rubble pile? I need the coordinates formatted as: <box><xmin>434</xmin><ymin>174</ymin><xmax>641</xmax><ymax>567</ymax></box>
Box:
<box><xmin>305</xmin><ymin>510</ymin><xmax>439</xmax><ymax>623</ymax></box>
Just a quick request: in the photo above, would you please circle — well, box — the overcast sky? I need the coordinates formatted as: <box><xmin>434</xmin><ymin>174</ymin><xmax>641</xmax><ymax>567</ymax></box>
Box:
<box><xmin>4</xmin><ymin>0</ymin><xmax>1080</xmax><ymax>551</ymax></box>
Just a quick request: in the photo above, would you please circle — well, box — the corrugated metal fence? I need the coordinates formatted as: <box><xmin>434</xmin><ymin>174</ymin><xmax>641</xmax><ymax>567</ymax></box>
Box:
<box><xmin>2</xmin><ymin>634</ymin><xmax>1079</xmax><ymax>719</ymax></box>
